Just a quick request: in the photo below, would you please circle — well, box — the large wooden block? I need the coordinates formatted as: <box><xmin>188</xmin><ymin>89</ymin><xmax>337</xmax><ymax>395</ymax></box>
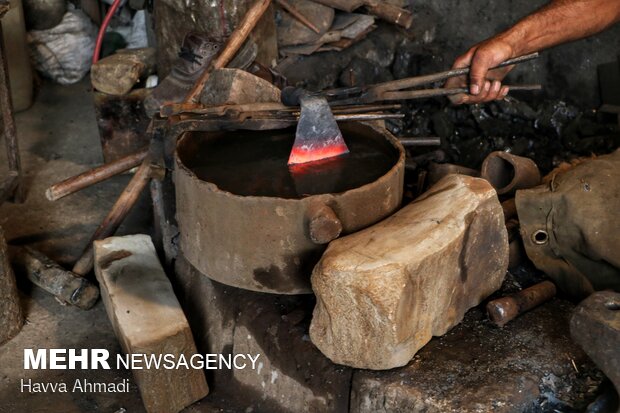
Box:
<box><xmin>310</xmin><ymin>175</ymin><xmax>509</xmax><ymax>370</ymax></box>
<box><xmin>94</xmin><ymin>234</ymin><xmax>208</xmax><ymax>413</ymax></box>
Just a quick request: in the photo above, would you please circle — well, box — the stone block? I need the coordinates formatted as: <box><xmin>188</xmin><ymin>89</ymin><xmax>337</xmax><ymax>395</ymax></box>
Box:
<box><xmin>310</xmin><ymin>175</ymin><xmax>509</xmax><ymax>370</ymax></box>
<box><xmin>172</xmin><ymin>255</ymin><xmax>352</xmax><ymax>413</ymax></box>
<box><xmin>94</xmin><ymin>235</ymin><xmax>208</xmax><ymax>413</ymax></box>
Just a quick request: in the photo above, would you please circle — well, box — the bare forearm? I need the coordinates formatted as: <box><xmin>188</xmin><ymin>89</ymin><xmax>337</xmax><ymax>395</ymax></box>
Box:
<box><xmin>499</xmin><ymin>0</ymin><xmax>620</xmax><ymax>55</ymax></box>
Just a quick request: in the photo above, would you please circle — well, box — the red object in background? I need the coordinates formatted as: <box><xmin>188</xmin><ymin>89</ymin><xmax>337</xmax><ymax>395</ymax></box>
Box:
<box><xmin>92</xmin><ymin>0</ymin><xmax>123</xmax><ymax>64</ymax></box>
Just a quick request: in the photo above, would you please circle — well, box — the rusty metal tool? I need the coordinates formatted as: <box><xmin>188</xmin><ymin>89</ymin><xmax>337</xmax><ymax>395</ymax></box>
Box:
<box><xmin>184</xmin><ymin>0</ymin><xmax>273</xmax><ymax>104</ymax></box>
<box><xmin>486</xmin><ymin>280</ymin><xmax>557</xmax><ymax>327</ymax></box>
<box><xmin>324</xmin><ymin>52</ymin><xmax>541</xmax><ymax>105</ymax></box>
<box><xmin>313</xmin><ymin>0</ymin><xmax>413</xmax><ymax>29</ymax></box>
<box><xmin>570</xmin><ymin>291</ymin><xmax>620</xmax><ymax>410</ymax></box>
<box><xmin>46</xmin><ymin>147</ymin><xmax>148</xmax><ymax>201</ymax></box>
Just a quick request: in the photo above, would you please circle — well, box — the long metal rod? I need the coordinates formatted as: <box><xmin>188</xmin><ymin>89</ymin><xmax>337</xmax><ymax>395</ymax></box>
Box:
<box><xmin>330</xmin><ymin>84</ymin><xmax>542</xmax><ymax>105</ymax></box>
<box><xmin>324</xmin><ymin>52</ymin><xmax>540</xmax><ymax>98</ymax></box>
<box><xmin>398</xmin><ymin>137</ymin><xmax>441</xmax><ymax>146</ymax></box>
<box><xmin>375</xmin><ymin>52</ymin><xmax>540</xmax><ymax>94</ymax></box>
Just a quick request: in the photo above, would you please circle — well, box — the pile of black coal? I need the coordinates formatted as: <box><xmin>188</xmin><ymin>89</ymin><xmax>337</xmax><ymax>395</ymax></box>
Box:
<box><xmin>392</xmin><ymin>97</ymin><xmax>620</xmax><ymax>175</ymax></box>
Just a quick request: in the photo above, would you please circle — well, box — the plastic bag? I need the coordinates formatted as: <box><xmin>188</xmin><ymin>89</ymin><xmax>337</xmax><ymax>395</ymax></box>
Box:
<box><xmin>27</xmin><ymin>9</ymin><xmax>96</xmax><ymax>85</ymax></box>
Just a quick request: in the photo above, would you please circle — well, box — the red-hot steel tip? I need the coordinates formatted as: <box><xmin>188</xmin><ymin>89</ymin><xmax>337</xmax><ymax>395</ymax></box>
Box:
<box><xmin>287</xmin><ymin>141</ymin><xmax>349</xmax><ymax>165</ymax></box>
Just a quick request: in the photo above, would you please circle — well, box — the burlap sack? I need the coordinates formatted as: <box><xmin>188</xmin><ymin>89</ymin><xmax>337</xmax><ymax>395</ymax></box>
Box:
<box><xmin>516</xmin><ymin>149</ymin><xmax>620</xmax><ymax>299</ymax></box>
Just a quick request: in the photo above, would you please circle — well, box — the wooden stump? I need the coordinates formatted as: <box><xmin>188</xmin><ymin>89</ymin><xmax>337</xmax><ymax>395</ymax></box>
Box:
<box><xmin>0</xmin><ymin>226</ymin><xmax>23</xmax><ymax>344</ymax></box>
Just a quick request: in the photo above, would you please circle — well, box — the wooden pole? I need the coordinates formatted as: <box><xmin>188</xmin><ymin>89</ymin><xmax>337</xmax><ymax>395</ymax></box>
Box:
<box><xmin>72</xmin><ymin>161</ymin><xmax>152</xmax><ymax>276</ymax></box>
<box><xmin>0</xmin><ymin>227</ymin><xmax>23</xmax><ymax>344</ymax></box>
<box><xmin>275</xmin><ymin>0</ymin><xmax>320</xmax><ymax>33</ymax></box>
<box><xmin>46</xmin><ymin>147</ymin><xmax>148</xmax><ymax>201</ymax></box>
<box><xmin>184</xmin><ymin>0</ymin><xmax>273</xmax><ymax>103</ymax></box>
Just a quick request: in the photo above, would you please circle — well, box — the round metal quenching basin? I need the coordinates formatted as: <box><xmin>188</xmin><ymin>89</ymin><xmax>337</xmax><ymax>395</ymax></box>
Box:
<box><xmin>174</xmin><ymin>122</ymin><xmax>405</xmax><ymax>294</ymax></box>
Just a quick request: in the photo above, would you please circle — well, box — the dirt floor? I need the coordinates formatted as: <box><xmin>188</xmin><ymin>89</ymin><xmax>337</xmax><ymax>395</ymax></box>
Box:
<box><xmin>0</xmin><ymin>80</ymin><xmax>148</xmax><ymax>413</ymax></box>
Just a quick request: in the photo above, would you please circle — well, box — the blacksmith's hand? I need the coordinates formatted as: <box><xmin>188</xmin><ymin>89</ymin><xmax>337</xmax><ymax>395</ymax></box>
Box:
<box><xmin>445</xmin><ymin>37</ymin><xmax>515</xmax><ymax>105</ymax></box>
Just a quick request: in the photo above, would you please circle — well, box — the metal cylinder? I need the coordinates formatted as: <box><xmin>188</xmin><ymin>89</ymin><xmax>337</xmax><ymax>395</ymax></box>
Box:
<box><xmin>175</xmin><ymin>122</ymin><xmax>405</xmax><ymax>294</ymax></box>
<box><xmin>486</xmin><ymin>280</ymin><xmax>557</xmax><ymax>327</ymax></box>
<box><xmin>481</xmin><ymin>151</ymin><xmax>541</xmax><ymax>196</ymax></box>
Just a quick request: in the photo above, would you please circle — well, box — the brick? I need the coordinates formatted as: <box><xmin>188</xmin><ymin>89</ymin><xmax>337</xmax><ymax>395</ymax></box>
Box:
<box><xmin>94</xmin><ymin>234</ymin><xmax>208</xmax><ymax>413</ymax></box>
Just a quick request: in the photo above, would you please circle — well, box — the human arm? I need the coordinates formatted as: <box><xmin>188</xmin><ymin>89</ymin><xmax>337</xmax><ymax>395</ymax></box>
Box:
<box><xmin>447</xmin><ymin>0</ymin><xmax>620</xmax><ymax>104</ymax></box>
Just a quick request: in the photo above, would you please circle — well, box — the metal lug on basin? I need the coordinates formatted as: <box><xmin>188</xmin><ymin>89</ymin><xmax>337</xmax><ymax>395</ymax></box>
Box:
<box><xmin>308</xmin><ymin>203</ymin><xmax>342</xmax><ymax>244</ymax></box>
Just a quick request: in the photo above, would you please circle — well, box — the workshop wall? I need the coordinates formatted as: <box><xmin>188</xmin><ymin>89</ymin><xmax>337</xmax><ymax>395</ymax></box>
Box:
<box><xmin>424</xmin><ymin>0</ymin><xmax>620</xmax><ymax>108</ymax></box>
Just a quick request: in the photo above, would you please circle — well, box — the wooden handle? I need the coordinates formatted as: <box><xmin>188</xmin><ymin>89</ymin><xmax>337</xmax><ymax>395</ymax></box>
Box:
<box><xmin>72</xmin><ymin>161</ymin><xmax>152</xmax><ymax>276</ymax></box>
<box><xmin>364</xmin><ymin>1</ymin><xmax>413</xmax><ymax>29</ymax></box>
<box><xmin>184</xmin><ymin>0</ymin><xmax>273</xmax><ymax>103</ymax></box>
<box><xmin>275</xmin><ymin>0</ymin><xmax>320</xmax><ymax>33</ymax></box>
<box><xmin>46</xmin><ymin>148</ymin><xmax>148</xmax><ymax>201</ymax></box>
<box><xmin>12</xmin><ymin>246</ymin><xmax>100</xmax><ymax>310</ymax></box>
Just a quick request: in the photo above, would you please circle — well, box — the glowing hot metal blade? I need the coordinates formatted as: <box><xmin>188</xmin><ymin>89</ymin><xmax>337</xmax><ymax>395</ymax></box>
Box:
<box><xmin>288</xmin><ymin>96</ymin><xmax>349</xmax><ymax>166</ymax></box>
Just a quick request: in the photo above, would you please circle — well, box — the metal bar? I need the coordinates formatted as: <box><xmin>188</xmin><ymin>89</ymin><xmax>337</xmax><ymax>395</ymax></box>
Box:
<box><xmin>374</xmin><ymin>52</ymin><xmax>540</xmax><ymax>94</ymax></box>
<box><xmin>398</xmin><ymin>137</ymin><xmax>441</xmax><ymax>146</ymax></box>
<box><xmin>333</xmin><ymin>113</ymin><xmax>403</xmax><ymax>121</ymax></box>
<box><xmin>0</xmin><ymin>23</ymin><xmax>23</xmax><ymax>203</ymax></box>
<box><xmin>324</xmin><ymin>52</ymin><xmax>540</xmax><ymax>99</ymax></box>
<box><xmin>330</xmin><ymin>84</ymin><xmax>542</xmax><ymax>105</ymax></box>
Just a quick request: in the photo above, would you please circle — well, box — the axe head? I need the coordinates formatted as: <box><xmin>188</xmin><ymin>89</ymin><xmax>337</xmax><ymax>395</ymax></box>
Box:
<box><xmin>288</xmin><ymin>96</ymin><xmax>349</xmax><ymax>166</ymax></box>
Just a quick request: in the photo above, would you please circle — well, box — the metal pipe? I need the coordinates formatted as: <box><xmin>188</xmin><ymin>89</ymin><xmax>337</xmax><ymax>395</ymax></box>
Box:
<box><xmin>486</xmin><ymin>281</ymin><xmax>556</xmax><ymax>327</ymax></box>
<box><xmin>398</xmin><ymin>137</ymin><xmax>441</xmax><ymax>147</ymax></box>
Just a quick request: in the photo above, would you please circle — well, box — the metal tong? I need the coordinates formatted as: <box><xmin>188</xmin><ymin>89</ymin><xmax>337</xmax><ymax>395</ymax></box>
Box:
<box><xmin>317</xmin><ymin>52</ymin><xmax>541</xmax><ymax>106</ymax></box>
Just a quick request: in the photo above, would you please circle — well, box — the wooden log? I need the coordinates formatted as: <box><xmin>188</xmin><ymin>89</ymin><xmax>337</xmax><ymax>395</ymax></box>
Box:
<box><xmin>46</xmin><ymin>148</ymin><xmax>148</xmax><ymax>201</ymax></box>
<box><xmin>0</xmin><ymin>227</ymin><xmax>23</xmax><ymax>344</ymax></box>
<box><xmin>11</xmin><ymin>246</ymin><xmax>99</xmax><ymax>310</ymax></box>
<box><xmin>72</xmin><ymin>160</ymin><xmax>152</xmax><ymax>276</ymax></box>
<box><xmin>184</xmin><ymin>0</ymin><xmax>273</xmax><ymax>103</ymax></box>
<box><xmin>310</xmin><ymin>175</ymin><xmax>509</xmax><ymax>369</ymax></box>
<box><xmin>94</xmin><ymin>234</ymin><xmax>209</xmax><ymax>413</ymax></box>
<box><xmin>91</xmin><ymin>48</ymin><xmax>156</xmax><ymax>95</ymax></box>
